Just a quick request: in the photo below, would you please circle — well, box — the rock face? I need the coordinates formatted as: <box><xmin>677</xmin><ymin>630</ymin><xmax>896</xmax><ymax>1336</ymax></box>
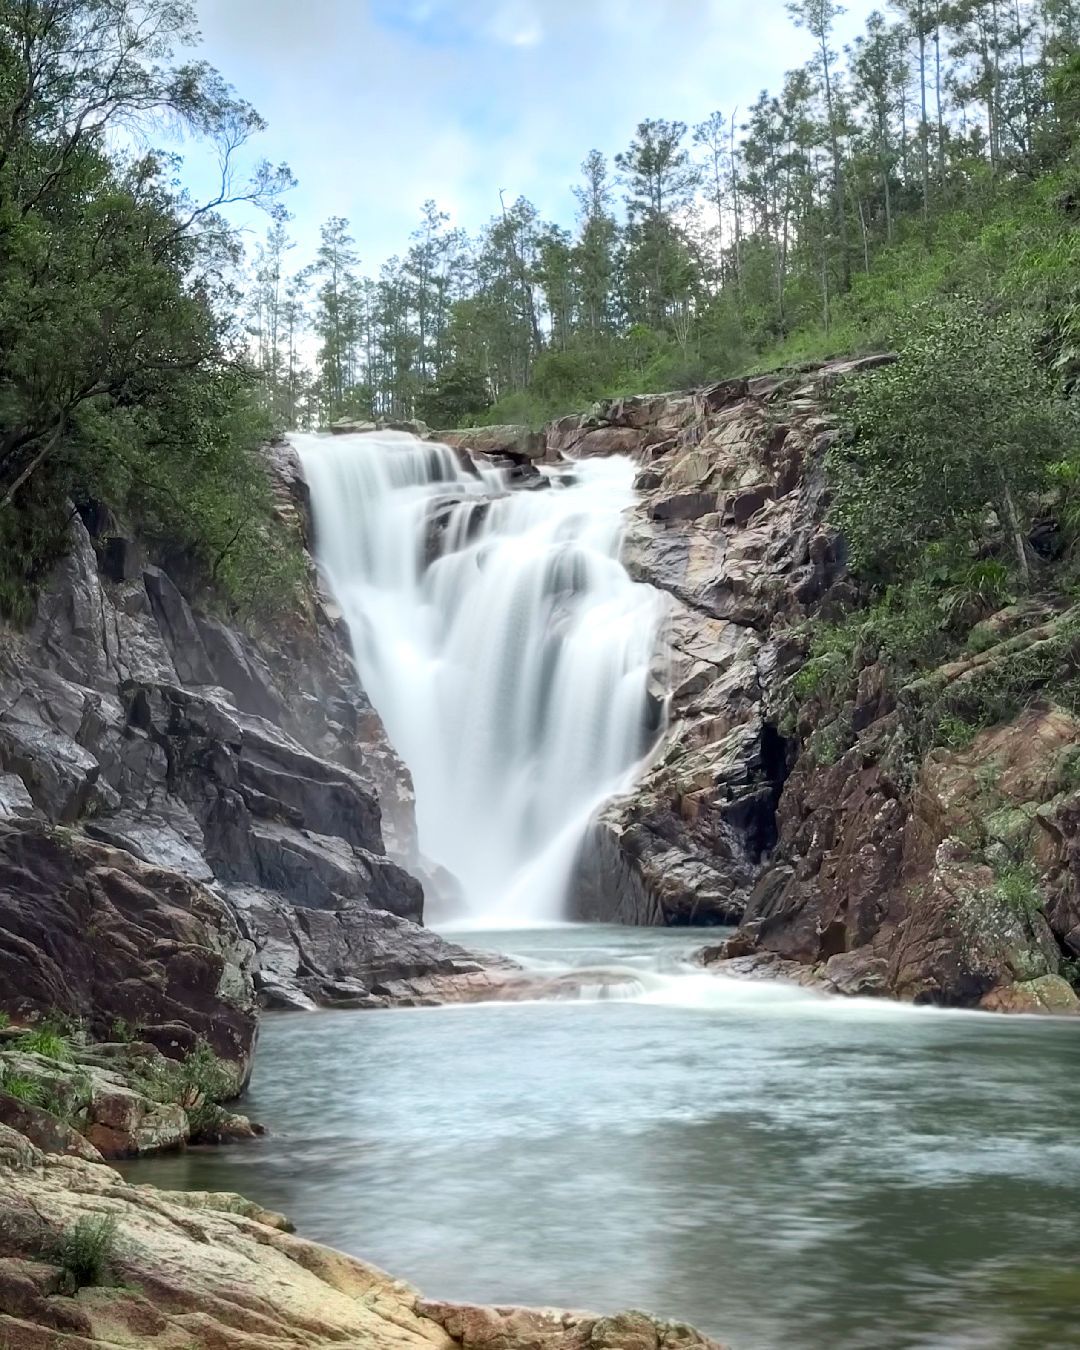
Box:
<box><xmin>228</xmin><ymin>887</ymin><xmax>514</xmax><ymax>1010</ymax></box>
<box><xmin>438</xmin><ymin>423</ymin><xmax>546</xmax><ymax>461</ymax></box>
<box><xmin>735</xmin><ymin>704</ymin><xmax>1080</xmax><ymax>1008</ymax></box>
<box><xmin>0</xmin><ymin>441</ymin><xmax>507</xmax><ymax>1048</ymax></box>
<box><xmin>553</xmin><ymin>363</ymin><xmax>878</xmax><ymax>927</ymax></box>
<box><xmin>521</xmin><ymin>361</ymin><xmax>1079</xmax><ymax>1011</ymax></box>
<box><xmin>0</xmin><ymin>1120</ymin><xmax>728</xmax><ymax>1350</ymax></box>
<box><xmin>0</xmin><ymin>822</ymin><xmax>256</xmax><ymax>1070</ymax></box>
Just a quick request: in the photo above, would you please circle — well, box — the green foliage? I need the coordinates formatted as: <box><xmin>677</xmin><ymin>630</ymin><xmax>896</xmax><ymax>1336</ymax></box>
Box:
<box><xmin>53</xmin><ymin>1215</ymin><xmax>119</xmax><ymax>1293</ymax></box>
<box><xmin>0</xmin><ymin>1074</ymin><xmax>44</xmax><ymax>1106</ymax></box>
<box><xmin>18</xmin><ymin>1026</ymin><xmax>72</xmax><ymax>1063</ymax></box>
<box><xmin>38</xmin><ymin>1087</ymin><xmax>80</xmax><ymax>1125</ymax></box>
<box><xmin>992</xmin><ymin>863</ymin><xmax>1044</xmax><ymax>919</ymax></box>
<box><xmin>0</xmin><ymin>1012</ymin><xmax>9</xmax><ymax>1030</ymax></box>
<box><xmin>0</xmin><ymin>0</ymin><xmax>297</xmax><ymax>621</ymax></box>
<box><xmin>1056</xmin><ymin>746</ymin><xmax>1080</xmax><ymax>793</ymax></box>
<box><xmin>790</xmin><ymin>582</ymin><xmax>957</xmax><ymax>713</ymax></box>
<box><xmin>0</xmin><ymin>476</ymin><xmax>77</xmax><ymax>623</ymax></box>
<box><xmin>136</xmin><ymin>1040</ymin><xmax>236</xmax><ymax>1132</ymax></box>
<box><xmin>829</xmin><ymin>298</ymin><xmax>1076</xmax><ymax>587</ymax></box>
<box><xmin>109</xmin><ymin>1019</ymin><xmax>135</xmax><ymax>1045</ymax></box>
<box><xmin>965</xmin><ymin>622</ymin><xmax>1000</xmax><ymax>654</ymax></box>
<box><xmin>934</xmin><ymin>714</ymin><xmax>980</xmax><ymax>751</ymax></box>
<box><xmin>416</xmin><ymin>360</ymin><xmax>492</xmax><ymax>428</ymax></box>
<box><xmin>910</xmin><ymin>613</ymin><xmax>1080</xmax><ymax>755</ymax></box>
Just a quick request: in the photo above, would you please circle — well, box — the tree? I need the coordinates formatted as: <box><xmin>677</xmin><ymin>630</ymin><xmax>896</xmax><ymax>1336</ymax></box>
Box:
<box><xmin>788</xmin><ymin>0</ymin><xmax>852</xmax><ymax>288</ymax></box>
<box><xmin>0</xmin><ymin>0</ymin><xmax>292</xmax><ymax>507</ymax></box>
<box><xmin>616</xmin><ymin>119</ymin><xmax>700</xmax><ymax>328</ymax></box>
<box><xmin>416</xmin><ymin>360</ymin><xmax>491</xmax><ymax>427</ymax></box>
<box><xmin>693</xmin><ymin>112</ymin><xmax>729</xmax><ymax>286</ymax></box>
<box><xmin>831</xmin><ymin>299</ymin><xmax>1076</xmax><ymax>584</ymax></box>
<box><xmin>311</xmin><ymin>216</ymin><xmax>360</xmax><ymax>420</ymax></box>
<box><xmin>573</xmin><ymin>151</ymin><xmax>618</xmax><ymax>334</ymax></box>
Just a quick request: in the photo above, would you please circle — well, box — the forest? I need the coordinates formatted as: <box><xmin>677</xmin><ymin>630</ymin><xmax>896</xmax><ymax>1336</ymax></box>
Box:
<box><xmin>2</xmin><ymin>0</ymin><xmax>1080</xmax><ymax>623</ymax></box>
<box><xmin>244</xmin><ymin>0</ymin><xmax>1080</xmax><ymax>430</ymax></box>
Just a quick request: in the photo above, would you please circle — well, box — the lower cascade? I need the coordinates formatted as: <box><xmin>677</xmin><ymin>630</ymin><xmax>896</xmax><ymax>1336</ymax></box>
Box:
<box><xmin>295</xmin><ymin>431</ymin><xmax>667</xmax><ymax>924</ymax></box>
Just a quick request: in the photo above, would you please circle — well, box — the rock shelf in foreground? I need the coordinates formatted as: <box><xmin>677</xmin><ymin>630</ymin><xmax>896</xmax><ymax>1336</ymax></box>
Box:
<box><xmin>0</xmin><ymin>1119</ymin><xmax>727</xmax><ymax>1350</ymax></box>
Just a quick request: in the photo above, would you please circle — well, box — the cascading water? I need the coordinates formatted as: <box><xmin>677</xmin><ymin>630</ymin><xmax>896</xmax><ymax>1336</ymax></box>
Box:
<box><xmin>295</xmin><ymin>430</ymin><xmax>667</xmax><ymax>926</ymax></box>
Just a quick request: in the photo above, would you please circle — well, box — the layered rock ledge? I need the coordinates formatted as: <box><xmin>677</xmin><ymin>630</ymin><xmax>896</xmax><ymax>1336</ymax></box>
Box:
<box><xmin>0</xmin><ymin>1119</ymin><xmax>727</xmax><ymax>1350</ymax></box>
<box><xmin>0</xmin><ymin>431</ymin><xmax>529</xmax><ymax>1130</ymax></box>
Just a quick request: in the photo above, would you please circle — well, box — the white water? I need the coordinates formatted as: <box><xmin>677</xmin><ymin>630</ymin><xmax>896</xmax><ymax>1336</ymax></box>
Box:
<box><xmin>295</xmin><ymin>431</ymin><xmax>667</xmax><ymax>924</ymax></box>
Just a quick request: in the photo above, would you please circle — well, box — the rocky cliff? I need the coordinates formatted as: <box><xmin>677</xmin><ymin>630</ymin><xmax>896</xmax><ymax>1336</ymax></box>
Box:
<box><xmin>0</xmin><ymin>436</ymin><xmax>518</xmax><ymax>1111</ymax></box>
<box><xmin>447</xmin><ymin>360</ymin><xmax>1080</xmax><ymax>1012</ymax></box>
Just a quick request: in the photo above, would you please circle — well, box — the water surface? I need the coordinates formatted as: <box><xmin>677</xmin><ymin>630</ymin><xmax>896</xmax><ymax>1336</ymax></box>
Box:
<box><xmin>125</xmin><ymin>927</ymin><xmax>1080</xmax><ymax>1349</ymax></box>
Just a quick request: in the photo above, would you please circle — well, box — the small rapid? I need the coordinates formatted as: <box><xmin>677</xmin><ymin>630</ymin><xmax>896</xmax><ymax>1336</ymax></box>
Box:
<box><xmin>295</xmin><ymin>432</ymin><xmax>666</xmax><ymax>924</ymax></box>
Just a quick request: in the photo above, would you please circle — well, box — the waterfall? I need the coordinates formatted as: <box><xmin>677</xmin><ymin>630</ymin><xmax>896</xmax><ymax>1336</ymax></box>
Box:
<box><xmin>295</xmin><ymin>430</ymin><xmax>666</xmax><ymax>926</ymax></box>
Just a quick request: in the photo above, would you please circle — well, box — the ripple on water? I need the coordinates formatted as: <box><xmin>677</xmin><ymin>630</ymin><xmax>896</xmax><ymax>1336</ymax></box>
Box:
<box><xmin>120</xmin><ymin>926</ymin><xmax>1080</xmax><ymax>1350</ymax></box>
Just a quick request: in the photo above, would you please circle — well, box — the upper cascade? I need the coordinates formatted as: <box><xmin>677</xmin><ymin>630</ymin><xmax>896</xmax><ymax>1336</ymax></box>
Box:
<box><xmin>295</xmin><ymin>430</ymin><xmax>666</xmax><ymax>925</ymax></box>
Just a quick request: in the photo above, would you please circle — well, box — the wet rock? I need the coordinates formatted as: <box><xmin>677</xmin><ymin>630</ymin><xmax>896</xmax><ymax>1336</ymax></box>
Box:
<box><xmin>0</xmin><ymin>820</ymin><xmax>257</xmax><ymax>1073</ymax></box>
<box><xmin>228</xmin><ymin>885</ymin><xmax>509</xmax><ymax>1008</ymax></box>
<box><xmin>142</xmin><ymin>567</ymin><xmax>217</xmax><ymax>685</ymax></box>
<box><xmin>821</xmin><ymin>950</ymin><xmax>889</xmax><ymax>996</ymax></box>
<box><xmin>0</xmin><ymin>715</ymin><xmax>104</xmax><ymax>822</ymax></box>
<box><xmin>0</xmin><ymin>774</ymin><xmax>33</xmax><ymax>821</ymax></box>
<box><xmin>979</xmin><ymin>975</ymin><xmax>1080</xmax><ymax>1014</ymax></box>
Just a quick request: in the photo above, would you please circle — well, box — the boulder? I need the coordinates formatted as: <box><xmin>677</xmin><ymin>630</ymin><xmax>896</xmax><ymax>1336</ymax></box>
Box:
<box><xmin>0</xmin><ymin>821</ymin><xmax>257</xmax><ymax>1074</ymax></box>
<box><xmin>438</xmin><ymin>424</ymin><xmax>546</xmax><ymax>461</ymax></box>
<box><xmin>980</xmin><ymin>975</ymin><xmax>1080</xmax><ymax>1014</ymax></box>
<box><xmin>0</xmin><ymin>1095</ymin><xmax>103</xmax><ymax>1162</ymax></box>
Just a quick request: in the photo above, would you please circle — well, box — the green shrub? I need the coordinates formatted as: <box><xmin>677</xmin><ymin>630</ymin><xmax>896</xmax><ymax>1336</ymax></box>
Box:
<box><xmin>966</xmin><ymin>622</ymin><xmax>1000</xmax><ymax>654</ymax></box>
<box><xmin>18</xmin><ymin>1028</ymin><xmax>72</xmax><ymax>1063</ymax></box>
<box><xmin>934</xmin><ymin>714</ymin><xmax>980</xmax><ymax>751</ymax></box>
<box><xmin>137</xmin><ymin>1040</ymin><xmax>236</xmax><ymax>1117</ymax></box>
<box><xmin>38</xmin><ymin>1088</ymin><xmax>82</xmax><ymax>1126</ymax></box>
<box><xmin>993</xmin><ymin>863</ymin><xmax>1043</xmax><ymax>918</ymax></box>
<box><xmin>0</xmin><ymin>1075</ymin><xmax>44</xmax><ymax>1106</ymax></box>
<box><xmin>0</xmin><ymin>1012</ymin><xmax>10</xmax><ymax>1030</ymax></box>
<box><xmin>109</xmin><ymin>1019</ymin><xmax>136</xmax><ymax>1045</ymax></box>
<box><xmin>53</xmin><ymin>1215</ymin><xmax>119</xmax><ymax>1292</ymax></box>
<box><xmin>828</xmin><ymin>298</ymin><xmax>1076</xmax><ymax>590</ymax></box>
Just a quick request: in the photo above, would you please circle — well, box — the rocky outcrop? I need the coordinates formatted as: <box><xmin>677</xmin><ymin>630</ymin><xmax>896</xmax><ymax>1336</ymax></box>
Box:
<box><xmin>0</xmin><ymin>821</ymin><xmax>256</xmax><ymax>1071</ymax></box>
<box><xmin>438</xmin><ymin>424</ymin><xmax>546</xmax><ymax>461</ymax></box>
<box><xmin>507</xmin><ymin>360</ymin><xmax>1080</xmax><ymax>1010</ymax></box>
<box><xmin>726</xmin><ymin>703</ymin><xmax>1080</xmax><ymax>1009</ymax></box>
<box><xmin>228</xmin><ymin>887</ymin><xmax>514</xmax><ymax>1010</ymax></box>
<box><xmin>0</xmin><ymin>1031</ymin><xmax>257</xmax><ymax>1160</ymax></box>
<box><xmin>553</xmin><ymin>362</ymin><xmax>881</xmax><ymax>927</ymax></box>
<box><xmin>0</xmin><ymin>1120</ymin><xmax>728</xmax><ymax>1350</ymax></box>
<box><xmin>0</xmin><ymin>443</ymin><xmax>507</xmax><ymax>1036</ymax></box>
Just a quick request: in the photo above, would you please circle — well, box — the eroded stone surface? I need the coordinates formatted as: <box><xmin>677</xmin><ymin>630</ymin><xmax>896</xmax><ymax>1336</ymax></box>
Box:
<box><xmin>539</xmin><ymin>366</ymin><xmax>864</xmax><ymax>927</ymax></box>
<box><xmin>0</xmin><ymin>1119</ymin><xmax>729</xmax><ymax>1350</ymax></box>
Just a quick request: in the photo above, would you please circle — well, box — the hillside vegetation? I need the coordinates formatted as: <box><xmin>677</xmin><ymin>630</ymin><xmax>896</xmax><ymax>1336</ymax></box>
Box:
<box><xmin>0</xmin><ymin>0</ymin><xmax>301</xmax><ymax>620</ymax></box>
<box><xmin>5</xmin><ymin>0</ymin><xmax>1080</xmax><ymax>644</ymax></box>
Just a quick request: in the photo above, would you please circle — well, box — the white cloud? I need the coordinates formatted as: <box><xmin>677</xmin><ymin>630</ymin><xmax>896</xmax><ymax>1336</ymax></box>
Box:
<box><xmin>190</xmin><ymin>0</ymin><xmax>879</xmax><ymax>272</ymax></box>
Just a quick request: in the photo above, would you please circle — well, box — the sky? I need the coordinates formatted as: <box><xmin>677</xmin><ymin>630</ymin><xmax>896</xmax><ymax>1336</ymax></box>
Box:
<box><xmin>188</xmin><ymin>0</ymin><xmax>880</xmax><ymax>274</ymax></box>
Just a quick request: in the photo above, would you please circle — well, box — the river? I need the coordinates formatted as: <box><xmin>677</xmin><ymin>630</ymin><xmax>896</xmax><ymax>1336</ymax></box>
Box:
<box><xmin>122</xmin><ymin>925</ymin><xmax>1080</xmax><ymax>1350</ymax></box>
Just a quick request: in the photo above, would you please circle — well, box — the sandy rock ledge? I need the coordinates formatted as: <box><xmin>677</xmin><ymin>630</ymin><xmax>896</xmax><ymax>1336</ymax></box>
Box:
<box><xmin>0</xmin><ymin>1122</ymin><xmax>727</xmax><ymax>1349</ymax></box>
